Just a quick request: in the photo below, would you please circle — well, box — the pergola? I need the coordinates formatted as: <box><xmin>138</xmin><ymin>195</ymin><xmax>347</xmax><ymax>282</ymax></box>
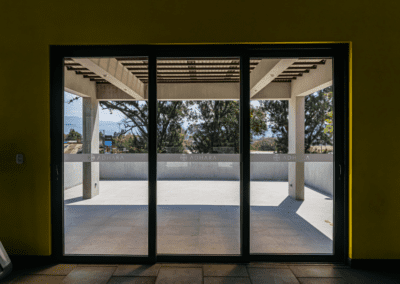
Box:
<box><xmin>64</xmin><ymin>57</ymin><xmax>333</xmax><ymax>200</ymax></box>
<box><xmin>65</xmin><ymin>57</ymin><xmax>326</xmax><ymax>84</ymax></box>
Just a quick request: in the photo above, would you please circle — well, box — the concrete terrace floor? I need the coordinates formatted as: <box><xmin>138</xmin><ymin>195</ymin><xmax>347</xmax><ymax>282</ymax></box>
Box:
<box><xmin>64</xmin><ymin>181</ymin><xmax>333</xmax><ymax>255</ymax></box>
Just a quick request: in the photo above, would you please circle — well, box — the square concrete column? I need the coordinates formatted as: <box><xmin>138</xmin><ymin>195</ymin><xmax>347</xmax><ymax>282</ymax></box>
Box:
<box><xmin>82</xmin><ymin>97</ymin><xmax>100</xmax><ymax>199</ymax></box>
<box><xmin>288</xmin><ymin>95</ymin><xmax>305</xmax><ymax>200</ymax></box>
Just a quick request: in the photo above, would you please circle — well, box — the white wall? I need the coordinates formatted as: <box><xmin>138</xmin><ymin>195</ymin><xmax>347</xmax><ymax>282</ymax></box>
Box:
<box><xmin>304</xmin><ymin>162</ymin><xmax>333</xmax><ymax>196</ymax></box>
<box><xmin>64</xmin><ymin>162</ymin><xmax>82</xmax><ymax>189</ymax></box>
<box><xmin>99</xmin><ymin>162</ymin><xmax>289</xmax><ymax>181</ymax></box>
<box><xmin>64</xmin><ymin>162</ymin><xmax>333</xmax><ymax>196</ymax></box>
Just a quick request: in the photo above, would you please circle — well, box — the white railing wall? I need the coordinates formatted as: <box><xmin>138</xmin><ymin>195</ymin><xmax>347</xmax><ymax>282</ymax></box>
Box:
<box><xmin>64</xmin><ymin>162</ymin><xmax>83</xmax><ymax>189</ymax></box>
<box><xmin>64</xmin><ymin>154</ymin><xmax>333</xmax><ymax>196</ymax></box>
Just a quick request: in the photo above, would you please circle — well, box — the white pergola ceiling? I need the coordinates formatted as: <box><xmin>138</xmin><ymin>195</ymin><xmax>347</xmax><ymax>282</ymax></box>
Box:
<box><xmin>64</xmin><ymin>57</ymin><xmax>330</xmax><ymax>101</ymax></box>
<box><xmin>64</xmin><ymin>57</ymin><xmax>327</xmax><ymax>85</ymax></box>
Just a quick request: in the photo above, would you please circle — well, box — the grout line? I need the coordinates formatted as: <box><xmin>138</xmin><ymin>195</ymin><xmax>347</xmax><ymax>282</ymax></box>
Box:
<box><xmin>296</xmin><ymin>277</ymin><xmax>347</xmax><ymax>283</ymax></box>
<box><xmin>202</xmin><ymin>264</ymin><xmax>204</xmax><ymax>284</ymax></box>
<box><xmin>246</xmin><ymin>265</ymin><xmax>254</xmax><ymax>284</ymax></box>
<box><xmin>286</xmin><ymin>264</ymin><xmax>299</xmax><ymax>281</ymax></box>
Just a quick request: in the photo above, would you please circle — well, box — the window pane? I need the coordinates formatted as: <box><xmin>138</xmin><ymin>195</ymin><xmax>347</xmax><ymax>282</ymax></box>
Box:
<box><xmin>156</xmin><ymin>57</ymin><xmax>241</xmax><ymax>255</ymax></box>
<box><xmin>63</xmin><ymin>57</ymin><xmax>148</xmax><ymax>255</ymax></box>
<box><xmin>250</xmin><ymin>58</ymin><xmax>334</xmax><ymax>254</ymax></box>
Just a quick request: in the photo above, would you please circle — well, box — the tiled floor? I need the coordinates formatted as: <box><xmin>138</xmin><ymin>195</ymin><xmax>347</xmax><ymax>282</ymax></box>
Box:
<box><xmin>3</xmin><ymin>263</ymin><xmax>400</xmax><ymax>283</ymax></box>
<box><xmin>64</xmin><ymin>181</ymin><xmax>333</xmax><ymax>255</ymax></box>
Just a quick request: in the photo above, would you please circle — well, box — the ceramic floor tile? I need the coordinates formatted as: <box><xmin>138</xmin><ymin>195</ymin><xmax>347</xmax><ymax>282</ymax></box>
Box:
<box><xmin>155</xmin><ymin>268</ymin><xmax>203</xmax><ymax>284</ymax></box>
<box><xmin>5</xmin><ymin>274</ymin><xmax>66</xmax><ymax>283</ymax></box>
<box><xmin>298</xmin><ymin>278</ymin><xmax>347</xmax><ymax>284</ymax></box>
<box><xmin>203</xmin><ymin>265</ymin><xmax>248</xmax><ymax>277</ymax></box>
<box><xmin>107</xmin><ymin>276</ymin><xmax>157</xmax><ymax>284</ymax></box>
<box><xmin>247</xmin><ymin>268</ymin><xmax>300</xmax><ymax>284</ymax></box>
<box><xmin>63</xmin><ymin>266</ymin><xmax>116</xmax><ymax>284</ymax></box>
<box><xmin>77</xmin><ymin>264</ymin><xmax>119</xmax><ymax>266</ymax></box>
<box><xmin>289</xmin><ymin>266</ymin><xmax>343</xmax><ymax>278</ymax></box>
<box><xmin>24</xmin><ymin>264</ymin><xmax>78</xmax><ymax>275</ymax></box>
<box><xmin>204</xmin><ymin>277</ymin><xmax>252</xmax><ymax>284</ymax></box>
<box><xmin>113</xmin><ymin>265</ymin><xmax>162</xmax><ymax>277</ymax></box>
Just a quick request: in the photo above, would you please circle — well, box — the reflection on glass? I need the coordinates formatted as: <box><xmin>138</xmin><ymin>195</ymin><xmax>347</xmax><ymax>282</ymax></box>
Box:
<box><xmin>63</xmin><ymin>57</ymin><xmax>148</xmax><ymax>255</ymax></box>
<box><xmin>250</xmin><ymin>57</ymin><xmax>334</xmax><ymax>254</ymax></box>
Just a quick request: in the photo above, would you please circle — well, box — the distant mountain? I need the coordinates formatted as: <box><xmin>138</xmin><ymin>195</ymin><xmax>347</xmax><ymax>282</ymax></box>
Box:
<box><xmin>64</xmin><ymin>116</ymin><xmax>123</xmax><ymax>136</ymax></box>
<box><xmin>65</xmin><ymin>116</ymin><xmax>191</xmax><ymax>136</ymax></box>
<box><xmin>64</xmin><ymin>116</ymin><xmax>83</xmax><ymax>134</ymax></box>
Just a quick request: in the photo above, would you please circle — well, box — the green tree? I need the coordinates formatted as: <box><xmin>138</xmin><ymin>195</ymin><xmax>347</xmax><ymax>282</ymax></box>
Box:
<box><xmin>66</xmin><ymin>129</ymin><xmax>81</xmax><ymax>141</ymax></box>
<box><xmin>259</xmin><ymin>138</ymin><xmax>276</xmax><ymax>151</ymax></box>
<box><xmin>324</xmin><ymin>91</ymin><xmax>333</xmax><ymax>137</ymax></box>
<box><xmin>99</xmin><ymin>101</ymin><xmax>193</xmax><ymax>153</ymax></box>
<box><xmin>116</xmin><ymin>134</ymin><xmax>147</xmax><ymax>153</ymax></box>
<box><xmin>304</xmin><ymin>87</ymin><xmax>333</xmax><ymax>152</ymax></box>
<box><xmin>259</xmin><ymin>100</ymin><xmax>289</xmax><ymax>153</ymax></box>
<box><xmin>187</xmin><ymin>101</ymin><xmax>267</xmax><ymax>154</ymax></box>
<box><xmin>260</xmin><ymin>86</ymin><xmax>333</xmax><ymax>153</ymax></box>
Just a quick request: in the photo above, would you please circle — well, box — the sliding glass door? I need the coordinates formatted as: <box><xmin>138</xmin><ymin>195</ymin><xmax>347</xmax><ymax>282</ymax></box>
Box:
<box><xmin>53</xmin><ymin>44</ymin><xmax>347</xmax><ymax>262</ymax></box>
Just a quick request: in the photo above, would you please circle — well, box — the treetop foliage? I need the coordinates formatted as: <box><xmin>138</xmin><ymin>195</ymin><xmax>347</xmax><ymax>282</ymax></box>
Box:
<box><xmin>68</xmin><ymin>88</ymin><xmax>333</xmax><ymax>154</ymax></box>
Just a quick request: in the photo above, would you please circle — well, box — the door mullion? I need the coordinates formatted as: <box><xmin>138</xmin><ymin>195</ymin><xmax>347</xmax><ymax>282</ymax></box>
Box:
<box><xmin>148</xmin><ymin>55</ymin><xmax>157</xmax><ymax>262</ymax></box>
<box><xmin>240</xmin><ymin>55</ymin><xmax>250</xmax><ymax>261</ymax></box>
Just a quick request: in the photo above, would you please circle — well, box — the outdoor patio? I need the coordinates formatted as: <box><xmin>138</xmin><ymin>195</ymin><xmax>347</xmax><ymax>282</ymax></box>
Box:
<box><xmin>64</xmin><ymin>181</ymin><xmax>333</xmax><ymax>255</ymax></box>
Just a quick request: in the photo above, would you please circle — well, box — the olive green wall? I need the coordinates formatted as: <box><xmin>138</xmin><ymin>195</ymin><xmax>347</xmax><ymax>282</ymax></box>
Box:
<box><xmin>0</xmin><ymin>0</ymin><xmax>399</xmax><ymax>259</ymax></box>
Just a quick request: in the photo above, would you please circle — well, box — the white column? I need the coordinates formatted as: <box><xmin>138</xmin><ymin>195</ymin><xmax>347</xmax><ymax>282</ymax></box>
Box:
<box><xmin>82</xmin><ymin>97</ymin><xmax>100</xmax><ymax>199</ymax></box>
<box><xmin>288</xmin><ymin>95</ymin><xmax>305</xmax><ymax>200</ymax></box>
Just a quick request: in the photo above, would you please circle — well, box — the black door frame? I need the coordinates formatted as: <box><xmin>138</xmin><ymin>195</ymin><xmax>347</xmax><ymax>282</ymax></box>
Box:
<box><xmin>50</xmin><ymin>43</ymin><xmax>349</xmax><ymax>264</ymax></box>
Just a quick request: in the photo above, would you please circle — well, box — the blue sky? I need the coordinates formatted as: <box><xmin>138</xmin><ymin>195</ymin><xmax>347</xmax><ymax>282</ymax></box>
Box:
<box><xmin>65</xmin><ymin>92</ymin><xmax>125</xmax><ymax>123</ymax></box>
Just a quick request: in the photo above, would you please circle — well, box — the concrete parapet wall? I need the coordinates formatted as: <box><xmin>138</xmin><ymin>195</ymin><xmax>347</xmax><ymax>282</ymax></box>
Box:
<box><xmin>251</xmin><ymin>162</ymin><xmax>288</xmax><ymax>180</ymax></box>
<box><xmin>99</xmin><ymin>162</ymin><xmax>289</xmax><ymax>181</ymax></box>
<box><xmin>65</xmin><ymin>162</ymin><xmax>332</xmax><ymax>196</ymax></box>
<box><xmin>64</xmin><ymin>162</ymin><xmax>83</xmax><ymax>189</ymax></box>
<box><xmin>304</xmin><ymin>162</ymin><xmax>333</xmax><ymax>196</ymax></box>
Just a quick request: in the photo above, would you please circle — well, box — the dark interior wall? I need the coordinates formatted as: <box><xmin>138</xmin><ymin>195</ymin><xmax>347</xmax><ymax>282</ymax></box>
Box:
<box><xmin>0</xmin><ymin>0</ymin><xmax>399</xmax><ymax>259</ymax></box>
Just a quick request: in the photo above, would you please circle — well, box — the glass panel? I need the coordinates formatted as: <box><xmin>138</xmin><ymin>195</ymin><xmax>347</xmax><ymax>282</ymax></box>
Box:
<box><xmin>249</xmin><ymin>57</ymin><xmax>334</xmax><ymax>254</ymax></box>
<box><xmin>156</xmin><ymin>57</ymin><xmax>241</xmax><ymax>255</ymax></box>
<box><xmin>63</xmin><ymin>57</ymin><xmax>148</xmax><ymax>255</ymax></box>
